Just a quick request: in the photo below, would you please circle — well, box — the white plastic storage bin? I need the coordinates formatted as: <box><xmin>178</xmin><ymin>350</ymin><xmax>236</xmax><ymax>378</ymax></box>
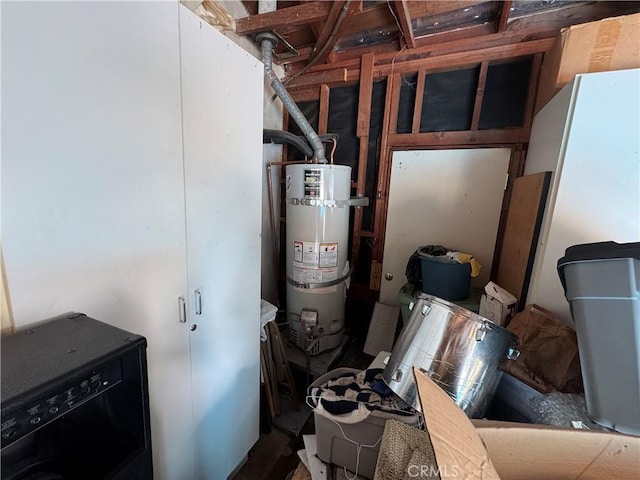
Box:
<box><xmin>309</xmin><ymin>368</ymin><xmax>420</xmax><ymax>479</ymax></box>
<box><xmin>558</xmin><ymin>241</ymin><xmax>640</xmax><ymax>435</ymax></box>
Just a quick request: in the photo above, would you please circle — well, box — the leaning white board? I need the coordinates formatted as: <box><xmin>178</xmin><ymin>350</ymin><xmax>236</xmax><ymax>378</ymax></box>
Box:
<box><xmin>380</xmin><ymin>149</ymin><xmax>511</xmax><ymax>305</ymax></box>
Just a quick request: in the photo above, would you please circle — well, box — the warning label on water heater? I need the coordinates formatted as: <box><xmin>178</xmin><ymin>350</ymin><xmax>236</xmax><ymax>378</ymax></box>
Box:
<box><xmin>292</xmin><ymin>240</ymin><xmax>339</xmax><ymax>284</ymax></box>
<box><xmin>319</xmin><ymin>243</ymin><xmax>338</xmax><ymax>268</ymax></box>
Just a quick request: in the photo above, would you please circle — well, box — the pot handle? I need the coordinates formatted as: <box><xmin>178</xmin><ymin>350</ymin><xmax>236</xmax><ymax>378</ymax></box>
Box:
<box><xmin>507</xmin><ymin>348</ymin><xmax>520</xmax><ymax>360</ymax></box>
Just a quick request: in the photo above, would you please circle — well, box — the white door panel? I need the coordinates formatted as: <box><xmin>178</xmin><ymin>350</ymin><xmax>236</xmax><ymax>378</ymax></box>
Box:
<box><xmin>380</xmin><ymin>149</ymin><xmax>511</xmax><ymax>305</ymax></box>
<box><xmin>179</xmin><ymin>7</ymin><xmax>263</xmax><ymax>479</ymax></box>
<box><xmin>1</xmin><ymin>3</ymin><xmax>194</xmax><ymax>478</ymax></box>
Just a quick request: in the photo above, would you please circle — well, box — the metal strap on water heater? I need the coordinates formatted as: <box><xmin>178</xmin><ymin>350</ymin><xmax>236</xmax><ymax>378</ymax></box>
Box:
<box><xmin>289</xmin><ymin>197</ymin><xmax>369</xmax><ymax>208</ymax></box>
<box><xmin>287</xmin><ymin>265</ymin><xmax>355</xmax><ymax>290</ymax></box>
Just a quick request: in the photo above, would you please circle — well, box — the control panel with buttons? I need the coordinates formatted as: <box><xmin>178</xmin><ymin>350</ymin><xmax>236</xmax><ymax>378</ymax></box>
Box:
<box><xmin>1</xmin><ymin>360</ymin><xmax>123</xmax><ymax>449</ymax></box>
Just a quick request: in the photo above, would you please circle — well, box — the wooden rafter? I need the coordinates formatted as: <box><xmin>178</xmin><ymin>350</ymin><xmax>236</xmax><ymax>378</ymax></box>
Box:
<box><xmin>498</xmin><ymin>1</ymin><xmax>513</xmax><ymax>32</ymax></box>
<box><xmin>311</xmin><ymin>1</ymin><xmax>362</xmax><ymax>66</ymax></box>
<box><xmin>236</xmin><ymin>2</ymin><xmax>331</xmax><ymax>36</ymax></box>
<box><xmin>392</xmin><ymin>1</ymin><xmax>416</xmax><ymax>49</ymax></box>
<box><xmin>311</xmin><ymin>1</ymin><xmax>349</xmax><ymax>56</ymax></box>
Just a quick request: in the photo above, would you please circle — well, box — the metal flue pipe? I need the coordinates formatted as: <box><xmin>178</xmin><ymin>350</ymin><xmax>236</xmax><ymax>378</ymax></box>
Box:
<box><xmin>259</xmin><ymin>33</ymin><xmax>327</xmax><ymax>164</ymax></box>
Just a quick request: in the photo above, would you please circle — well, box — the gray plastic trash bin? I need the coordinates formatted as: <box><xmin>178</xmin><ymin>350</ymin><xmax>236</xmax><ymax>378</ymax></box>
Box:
<box><xmin>558</xmin><ymin>241</ymin><xmax>640</xmax><ymax>435</ymax></box>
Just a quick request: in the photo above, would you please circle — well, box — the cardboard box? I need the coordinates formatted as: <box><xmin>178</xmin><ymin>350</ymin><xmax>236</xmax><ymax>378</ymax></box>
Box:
<box><xmin>536</xmin><ymin>13</ymin><xmax>640</xmax><ymax>112</ymax></box>
<box><xmin>479</xmin><ymin>282</ymin><xmax>517</xmax><ymax>326</ymax></box>
<box><xmin>412</xmin><ymin>368</ymin><xmax>640</xmax><ymax>480</ymax></box>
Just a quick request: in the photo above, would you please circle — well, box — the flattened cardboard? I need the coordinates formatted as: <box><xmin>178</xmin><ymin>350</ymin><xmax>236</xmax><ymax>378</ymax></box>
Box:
<box><xmin>413</xmin><ymin>367</ymin><xmax>500</xmax><ymax>479</ymax></box>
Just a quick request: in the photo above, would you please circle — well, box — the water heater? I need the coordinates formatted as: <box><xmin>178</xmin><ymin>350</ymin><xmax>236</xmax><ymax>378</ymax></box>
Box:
<box><xmin>286</xmin><ymin>164</ymin><xmax>366</xmax><ymax>355</ymax></box>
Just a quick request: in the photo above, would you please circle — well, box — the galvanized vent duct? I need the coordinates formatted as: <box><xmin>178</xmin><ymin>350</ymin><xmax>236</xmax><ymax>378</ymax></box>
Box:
<box><xmin>258</xmin><ymin>33</ymin><xmax>327</xmax><ymax>164</ymax></box>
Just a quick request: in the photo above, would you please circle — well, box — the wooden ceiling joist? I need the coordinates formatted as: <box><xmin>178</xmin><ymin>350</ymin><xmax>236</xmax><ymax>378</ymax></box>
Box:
<box><xmin>235</xmin><ymin>1</ymin><xmax>331</xmax><ymax>35</ymax></box>
<box><xmin>406</xmin><ymin>0</ymin><xmax>484</xmax><ymax>19</ymax></box>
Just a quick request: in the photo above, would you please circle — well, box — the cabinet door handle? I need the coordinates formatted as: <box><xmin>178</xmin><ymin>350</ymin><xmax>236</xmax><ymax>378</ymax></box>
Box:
<box><xmin>194</xmin><ymin>289</ymin><xmax>203</xmax><ymax>315</ymax></box>
<box><xmin>178</xmin><ymin>296</ymin><xmax>187</xmax><ymax>323</ymax></box>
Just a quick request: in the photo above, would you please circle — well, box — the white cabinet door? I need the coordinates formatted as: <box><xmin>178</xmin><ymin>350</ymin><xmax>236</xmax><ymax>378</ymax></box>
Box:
<box><xmin>1</xmin><ymin>3</ymin><xmax>195</xmax><ymax>479</ymax></box>
<box><xmin>179</xmin><ymin>7</ymin><xmax>263</xmax><ymax>479</ymax></box>
<box><xmin>380</xmin><ymin>149</ymin><xmax>511</xmax><ymax>305</ymax></box>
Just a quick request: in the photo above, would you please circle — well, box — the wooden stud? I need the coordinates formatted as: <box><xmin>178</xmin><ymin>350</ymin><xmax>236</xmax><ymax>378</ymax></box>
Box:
<box><xmin>357</xmin><ymin>53</ymin><xmax>375</xmax><ymax>137</ymax></box>
<box><xmin>470</xmin><ymin>61</ymin><xmax>489</xmax><ymax>131</ymax></box>
<box><xmin>370</xmin><ymin>260</ymin><xmax>383</xmax><ymax>291</ymax></box>
<box><xmin>352</xmin><ymin>52</ymin><xmax>375</xmax><ymax>270</ymax></box>
<box><xmin>393</xmin><ymin>1</ymin><xmax>416</xmax><ymax>49</ymax></box>
<box><xmin>524</xmin><ymin>53</ymin><xmax>544</xmax><ymax>129</ymax></box>
<box><xmin>372</xmin><ymin>74</ymin><xmax>400</xmax><ymax>268</ymax></box>
<box><xmin>236</xmin><ymin>1</ymin><xmax>331</xmax><ymax>35</ymax></box>
<box><xmin>351</xmin><ymin>137</ymin><xmax>369</xmax><ymax>268</ymax></box>
<box><xmin>318</xmin><ymin>84</ymin><xmax>330</xmax><ymax>134</ymax></box>
<box><xmin>388</xmin><ymin>73</ymin><xmax>401</xmax><ymax>135</ymax></box>
<box><xmin>411</xmin><ymin>70</ymin><xmax>425</xmax><ymax>134</ymax></box>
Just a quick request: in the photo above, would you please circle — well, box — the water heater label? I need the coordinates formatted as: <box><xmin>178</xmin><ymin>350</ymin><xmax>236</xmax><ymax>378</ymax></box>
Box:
<box><xmin>304</xmin><ymin>169</ymin><xmax>322</xmax><ymax>197</ymax></box>
<box><xmin>293</xmin><ymin>265</ymin><xmax>337</xmax><ymax>284</ymax></box>
<box><xmin>319</xmin><ymin>243</ymin><xmax>338</xmax><ymax>268</ymax></box>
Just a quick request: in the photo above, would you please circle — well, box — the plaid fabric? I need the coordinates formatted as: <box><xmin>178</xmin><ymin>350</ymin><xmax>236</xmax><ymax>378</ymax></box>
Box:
<box><xmin>309</xmin><ymin>368</ymin><xmax>415</xmax><ymax>424</ymax></box>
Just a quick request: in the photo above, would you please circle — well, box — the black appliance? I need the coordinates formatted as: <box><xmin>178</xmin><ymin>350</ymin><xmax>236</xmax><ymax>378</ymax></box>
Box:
<box><xmin>1</xmin><ymin>313</ymin><xmax>153</xmax><ymax>480</ymax></box>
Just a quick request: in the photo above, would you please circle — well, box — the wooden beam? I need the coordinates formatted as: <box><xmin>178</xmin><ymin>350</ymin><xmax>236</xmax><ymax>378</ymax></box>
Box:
<box><xmin>406</xmin><ymin>0</ymin><xmax>483</xmax><ymax>18</ymax></box>
<box><xmin>289</xmin><ymin>37</ymin><xmax>553</xmax><ymax>88</ymax></box>
<box><xmin>235</xmin><ymin>2</ymin><xmax>331</xmax><ymax>36</ymax></box>
<box><xmin>498</xmin><ymin>0</ymin><xmax>513</xmax><ymax>32</ymax></box>
<box><xmin>289</xmin><ymin>87</ymin><xmax>320</xmax><ymax>103</ymax></box>
<box><xmin>414</xmin><ymin>22</ymin><xmax>496</xmax><ymax>48</ymax></box>
<box><xmin>411</xmin><ymin>70</ymin><xmax>425</xmax><ymax>134</ymax></box>
<box><xmin>318</xmin><ymin>84</ymin><xmax>330</xmax><ymax>134</ymax></box>
<box><xmin>393</xmin><ymin>1</ymin><xmax>416</xmax><ymax>49</ymax></box>
<box><xmin>374</xmin><ymin>37</ymin><xmax>554</xmax><ymax>76</ymax></box>
<box><xmin>470</xmin><ymin>61</ymin><xmax>489</xmax><ymax>130</ymax></box>
<box><xmin>388</xmin><ymin>128</ymin><xmax>532</xmax><ymax>147</ymax></box>
<box><xmin>288</xmin><ymin>68</ymin><xmax>349</xmax><ymax>88</ymax></box>
<box><xmin>357</xmin><ymin>53</ymin><xmax>375</xmax><ymax>137</ymax></box>
<box><xmin>275</xmin><ymin>46</ymin><xmax>313</xmax><ymax>66</ymax></box>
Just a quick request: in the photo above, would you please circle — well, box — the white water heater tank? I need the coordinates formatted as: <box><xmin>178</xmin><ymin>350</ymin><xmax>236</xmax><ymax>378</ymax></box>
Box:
<box><xmin>286</xmin><ymin>164</ymin><xmax>365</xmax><ymax>355</ymax></box>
